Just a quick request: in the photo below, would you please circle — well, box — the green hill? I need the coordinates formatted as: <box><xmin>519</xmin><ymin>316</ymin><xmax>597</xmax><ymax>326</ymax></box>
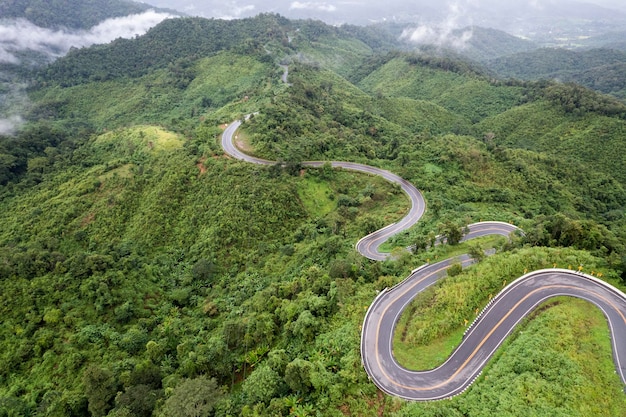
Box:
<box><xmin>0</xmin><ymin>0</ymin><xmax>169</xmax><ymax>29</ymax></box>
<box><xmin>1</xmin><ymin>14</ymin><xmax>626</xmax><ymax>417</ymax></box>
<box><xmin>458</xmin><ymin>26</ymin><xmax>539</xmax><ymax>62</ymax></box>
<box><xmin>487</xmin><ymin>48</ymin><xmax>626</xmax><ymax>100</ymax></box>
<box><xmin>357</xmin><ymin>53</ymin><xmax>524</xmax><ymax>123</ymax></box>
<box><xmin>38</xmin><ymin>15</ymin><xmax>287</xmax><ymax>86</ymax></box>
<box><xmin>32</xmin><ymin>51</ymin><xmax>278</xmax><ymax>131</ymax></box>
<box><xmin>36</xmin><ymin>15</ymin><xmax>395</xmax><ymax>89</ymax></box>
<box><xmin>579</xmin><ymin>30</ymin><xmax>626</xmax><ymax>51</ymax></box>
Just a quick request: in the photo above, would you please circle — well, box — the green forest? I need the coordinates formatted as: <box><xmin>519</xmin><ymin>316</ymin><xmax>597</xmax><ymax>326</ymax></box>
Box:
<box><xmin>1</xmin><ymin>12</ymin><xmax>626</xmax><ymax>417</ymax></box>
<box><xmin>486</xmin><ymin>47</ymin><xmax>626</xmax><ymax>101</ymax></box>
<box><xmin>0</xmin><ymin>0</ymin><xmax>174</xmax><ymax>29</ymax></box>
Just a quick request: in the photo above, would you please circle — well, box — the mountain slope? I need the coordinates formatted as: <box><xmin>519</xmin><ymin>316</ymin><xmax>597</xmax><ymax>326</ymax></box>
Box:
<box><xmin>0</xmin><ymin>0</ymin><xmax>174</xmax><ymax>29</ymax></box>
<box><xmin>357</xmin><ymin>53</ymin><xmax>524</xmax><ymax>124</ymax></box>
<box><xmin>487</xmin><ymin>48</ymin><xmax>626</xmax><ymax>100</ymax></box>
<box><xmin>1</xmin><ymin>14</ymin><xmax>626</xmax><ymax>417</ymax></box>
<box><xmin>37</xmin><ymin>15</ymin><xmax>395</xmax><ymax>88</ymax></box>
<box><xmin>32</xmin><ymin>51</ymin><xmax>278</xmax><ymax>131</ymax></box>
<box><xmin>458</xmin><ymin>26</ymin><xmax>538</xmax><ymax>62</ymax></box>
<box><xmin>579</xmin><ymin>30</ymin><xmax>626</xmax><ymax>51</ymax></box>
<box><xmin>38</xmin><ymin>15</ymin><xmax>287</xmax><ymax>86</ymax></box>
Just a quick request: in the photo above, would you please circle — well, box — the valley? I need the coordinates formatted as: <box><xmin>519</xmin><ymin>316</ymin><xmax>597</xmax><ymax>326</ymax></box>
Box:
<box><xmin>1</xmin><ymin>5</ymin><xmax>626</xmax><ymax>417</ymax></box>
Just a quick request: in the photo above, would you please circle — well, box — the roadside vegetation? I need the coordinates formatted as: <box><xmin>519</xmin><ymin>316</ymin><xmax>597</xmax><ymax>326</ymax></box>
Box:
<box><xmin>1</xmin><ymin>13</ymin><xmax>625</xmax><ymax>417</ymax></box>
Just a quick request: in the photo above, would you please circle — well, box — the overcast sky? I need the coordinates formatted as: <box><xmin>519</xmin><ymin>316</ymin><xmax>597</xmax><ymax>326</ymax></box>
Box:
<box><xmin>141</xmin><ymin>0</ymin><xmax>626</xmax><ymax>22</ymax></box>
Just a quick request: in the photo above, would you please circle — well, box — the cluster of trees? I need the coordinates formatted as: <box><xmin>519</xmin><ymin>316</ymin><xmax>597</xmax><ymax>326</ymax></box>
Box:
<box><xmin>1</xmin><ymin>11</ymin><xmax>626</xmax><ymax>417</ymax></box>
<box><xmin>0</xmin><ymin>0</ymin><xmax>157</xmax><ymax>29</ymax></box>
<box><xmin>0</xmin><ymin>123</ymin><xmax>85</xmax><ymax>188</ymax></box>
<box><xmin>487</xmin><ymin>48</ymin><xmax>626</xmax><ymax>101</ymax></box>
<box><xmin>38</xmin><ymin>15</ymin><xmax>292</xmax><ymax>87</ymax></box>
<box><xmin>404</xmin><ymin>51</ymin><xmax>487</xmax><ymax>78</ymax></box>
<box><xmin>541</xmin><ymin>82</ymin><xmax>626</xmax><ymax>118</ymax></box>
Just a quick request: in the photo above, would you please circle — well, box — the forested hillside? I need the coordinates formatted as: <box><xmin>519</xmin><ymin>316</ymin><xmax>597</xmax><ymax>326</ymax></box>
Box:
<box><xmin>579</xmin><ymin>30</ymin><xmax>626</xmax><ymax>51</ymax></box>
<box><xmin>37</xmin><ymin>16</ymin><xmax>393</xmax><ymax>88</ymax></box>
<box><xmin>453</xmin><ymin>26</ymin><xmax>538</xmax><ymax>62</ymax></box>
<box><xmin>1</xmin><ymin>14</ymin><xmax>626</xmax><ymax>417</ymax></box>
<box><xmin>0</xmin><ymin>0</ymin><xmax>172</xmax><ymax>29</ymax></box>
<box><xmin>486</xmin><ymin>48</ymin><xmax>626</xmax><ymax>100</ymax></box>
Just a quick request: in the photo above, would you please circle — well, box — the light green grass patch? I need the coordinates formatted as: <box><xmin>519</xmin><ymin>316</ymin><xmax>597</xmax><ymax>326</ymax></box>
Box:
<box><xmin>380</xmin><ymin>234</ymin><xmax>505</xmax><ymax>258</ymax></box>
<box><xmin>95</xmin><ymin>125</ymin><xmax>183</xmax><ymax>154</ymax></box>
<box><xmin>394</xmin><ymin>325</ymin><xmax>465</xmax><ymax>370</ymax></box>
<box><xmin>232</xmin><ymin>128</ymin><xmax>255</xmax><ymax>154</ymax></box>
<box><xmin>297</xmin><ymin>177</ymin><xmax>335</xmax><ymax>218</ymax></box>
<box><xmin>98</xmin><ymin>164</ymin><xmax>134</xmax><ymax>181</ymax></box>
<box><xmin>423</xmin><ymin>163</ymin><xmax>443</xmax><ymax>174</ymax></box>
<box><xmin>299</xmin><ymin>36</ymin><xmax>373</xmax><ymax>77</ymax></box>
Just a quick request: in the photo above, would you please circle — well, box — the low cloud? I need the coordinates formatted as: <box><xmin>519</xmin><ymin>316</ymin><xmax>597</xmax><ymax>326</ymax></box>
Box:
<box><xmin>0</xmin><ymin>78</ymin><xmax>30</xmax><ymax>136</ymax></box>
<box><xmin>290</xmin><ymin>2</ymin><xmax>338</xmax><ymax>12</ymax></box>
<box><xmin>0</xmin><ymin>115</ymin><xmax>23</xmax><ymax>136</ymax></box>
<box><xmin>0</xmin><ymin>10</ymin><xmax>174</xmax><ymax>135</ymax></box>
<box><xmin>0</xmin><ymin>10</ymin><xmax>174</xmax><ymax>64</ymax></box>
<box><xmin>400</xmin><ymin>2</ymin><xmax>473</xmax><ymax>50</ymax></box>
<box><xmin>218</xmin><ymin>4</ymin><xmax>256</xmax><ymax>20</ymax></box>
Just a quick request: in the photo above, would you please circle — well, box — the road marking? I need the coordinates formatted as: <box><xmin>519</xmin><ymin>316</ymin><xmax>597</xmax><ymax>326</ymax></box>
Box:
<box><xmin>369</xmin><ymin>270</ymin><xmax>626</xmax><ymax>396</ymax></box>
<box><xmin>221</xmin><ymin>116</ymin><xmax>626</xmax><ymax>399</ymax></box>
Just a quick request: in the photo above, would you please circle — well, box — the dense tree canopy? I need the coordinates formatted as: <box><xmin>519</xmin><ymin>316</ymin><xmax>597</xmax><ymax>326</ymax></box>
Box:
<box><xmin>1</xmin><ymin>12</ymin><xmax>625</xmax><ymax>417</ymax></box>
<box><xmin>0</xmin><ymin>0</ymin><xmax>157</xmax><ymax>29</ymax></box>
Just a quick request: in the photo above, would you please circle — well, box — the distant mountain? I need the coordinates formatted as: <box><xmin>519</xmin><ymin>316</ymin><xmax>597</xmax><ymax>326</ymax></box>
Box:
<box><xmin>486</xmin><ymin>48</ymin><xmax>626</xmax><ymax>100</ymax></box>
<box><xmin>487</xmin><ymin>48</ymin><xmax>626</xmax><ymax>78</ymax></box>
<box><xmin>457</xmin><ymin>27</ymin><xmax>538</xmax><ymax>62</ymax></box>
<box><xmin>578</xmin><ymin>31</ymin><xmax>626</xmax><ymax>51</ymax></box>
<box><xmin>0</xmin><ymin>0</ymin><xmax>179</xmax><ymax>30</ymax></box>
<box><xmin>145</xmin><ymin>0</ymin><xmax>626</xmax><ymax>45</ymax></box>
<box><xmin>2</xmin><ymin>13</ymin><xmax>626</xmax><ymax>417</ymax></box>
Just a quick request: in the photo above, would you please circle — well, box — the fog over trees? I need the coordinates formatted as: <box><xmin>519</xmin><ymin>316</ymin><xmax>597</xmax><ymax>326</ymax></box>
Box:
<box><xmin>144</xmin><ymin>0</ymin><xmax>626</xmax><ymax>25</ymax></box>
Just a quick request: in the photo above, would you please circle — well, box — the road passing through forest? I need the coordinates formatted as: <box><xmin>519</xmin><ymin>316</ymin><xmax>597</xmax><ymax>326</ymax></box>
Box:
<box><xmin>221</xmin><ymin>116</ymin><xmax>626</xmax><ymax>400</ymax></box>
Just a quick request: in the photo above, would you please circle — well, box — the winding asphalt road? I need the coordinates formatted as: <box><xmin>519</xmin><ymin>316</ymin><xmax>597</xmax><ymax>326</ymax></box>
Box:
<box><xmin>221</xmin><ymin>116</ymin><xmax>626</xmax><ymax>400</ymax></box>
<box><xmin>362</xmin><ymin>266</ymin><xmax>626</xmax><ymax>400</ymax></box>
<box><xmin>223</xmin><ymin>119</ymin><xmax>427</xmax><ymax>261</ymax></box>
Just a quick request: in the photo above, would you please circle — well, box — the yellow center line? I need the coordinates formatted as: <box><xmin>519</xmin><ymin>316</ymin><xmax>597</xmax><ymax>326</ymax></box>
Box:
<box><xmin>373</xmin><ymin>277</ymin><xmax>626</xmax><ymax>392</ymax></box>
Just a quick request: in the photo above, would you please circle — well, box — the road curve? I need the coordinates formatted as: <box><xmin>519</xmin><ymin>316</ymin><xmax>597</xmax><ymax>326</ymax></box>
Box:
<box><xmin>222</xmin><ymin>119</ymin><xmax>426</xmax><ymax>261</ymax></box>
<box><xmin>361</xmin><ymin>267</ymin><xmax>626</xmax><ymax>400</ymax></box>
<box><xmin>221</xmin><ymin>117</ymin><xmax>626</xmax><ymax>399</ymax></box>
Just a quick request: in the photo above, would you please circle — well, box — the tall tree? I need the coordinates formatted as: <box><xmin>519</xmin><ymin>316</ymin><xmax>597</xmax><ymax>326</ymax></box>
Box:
<box><xmin>83</xmin><ymin>366</ymin><xmax>117</xmax><ymax>417</ymax></box>
<box><xmin>159</xmin><ymin>376</ymin><xmax>222</xmax><ymax>417</ymax></box>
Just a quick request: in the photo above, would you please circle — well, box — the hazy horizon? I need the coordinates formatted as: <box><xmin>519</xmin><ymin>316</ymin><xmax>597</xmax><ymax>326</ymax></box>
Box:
<box><xmin>2</xmin><ymin>0</ymin><xmax>626</xmax><ymax>134</ymax></box>
<box><xmin>141</xmin><ymin>0</ymin><xmax>626</xmax><ymax>23</ymax></box>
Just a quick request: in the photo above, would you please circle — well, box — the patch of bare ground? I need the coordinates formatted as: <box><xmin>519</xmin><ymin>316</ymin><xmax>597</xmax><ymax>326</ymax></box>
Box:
<box><xmin>81</xmin><ymin>212</ymin><xmax>96</xmax><ymax>226</ymax></box>
<box><xmin>197</xmin><ymin>157</ymin><xmax>207</xmax><ymax>175</ymax></box>
<box><xmin>235</xmin><ymin>134</ymin><xmax>253</xmax><ymax>153</ymax></box>
<box><xmin>377</xmin><ymin>390</ymin><xmax>385</xmax><ymax>417</ymax></box>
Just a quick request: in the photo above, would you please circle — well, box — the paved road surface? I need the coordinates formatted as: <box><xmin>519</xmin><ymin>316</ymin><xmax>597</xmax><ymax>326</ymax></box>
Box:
<box><xmin>223</xmin><ymin>120</ymin><xmax>426</xmax><ymax>261</ymax></box>
<box><xmin>361</xmin><ymin>267</ymin><xmax>626</xmax><ymax>400</ymax></box>
<box><xmin>221</xmin><ymin>116</ymin><xmax>626</xmax><ymax>400</ymax></box>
